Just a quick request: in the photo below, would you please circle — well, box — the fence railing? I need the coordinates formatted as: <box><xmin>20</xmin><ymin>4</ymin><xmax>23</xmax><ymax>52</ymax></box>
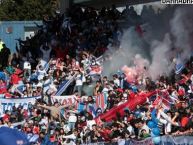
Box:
<box><xmin>81</xmin><ymin>135</ymin><xmax>193</xmax><ymax>145</ymax></box>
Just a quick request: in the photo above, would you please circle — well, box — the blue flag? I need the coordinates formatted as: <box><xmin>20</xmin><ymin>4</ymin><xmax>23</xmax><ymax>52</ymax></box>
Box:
<box><xmin>0</xmin><ymin>127</ymin><xmax>29</xmax><ymax>145</ymax></box>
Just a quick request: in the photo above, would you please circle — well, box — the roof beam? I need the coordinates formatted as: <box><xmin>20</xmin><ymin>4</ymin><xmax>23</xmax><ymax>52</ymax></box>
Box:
<box><xmin>73</xmin><ymin>0</ymin><xmax>161</xmax><ymax>8</ymax></box>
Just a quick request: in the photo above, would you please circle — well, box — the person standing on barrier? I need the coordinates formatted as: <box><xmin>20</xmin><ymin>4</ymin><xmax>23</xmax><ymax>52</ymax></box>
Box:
<box><xmin>45</xmin><ymin>80</ymin><xmax>58</xmax><ymax>105</ymax></box>
<box><xmin>74</xmin><ymin>69</ymin><xmax>84</xmax><ymax>96</ymax></box>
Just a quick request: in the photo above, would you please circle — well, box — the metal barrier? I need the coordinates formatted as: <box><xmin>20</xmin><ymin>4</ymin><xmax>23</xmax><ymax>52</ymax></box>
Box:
<box><xmin>81</xmin><ymin>135</ymin><xmax>193</xmax><ymax>145</ymax></box>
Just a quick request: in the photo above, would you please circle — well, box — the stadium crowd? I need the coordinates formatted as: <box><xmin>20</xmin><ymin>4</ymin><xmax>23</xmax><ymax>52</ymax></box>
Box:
<box><xmin>0</xmin><ymin>4</ymin><xmax>192</xmax><ymax>145</ymax></box>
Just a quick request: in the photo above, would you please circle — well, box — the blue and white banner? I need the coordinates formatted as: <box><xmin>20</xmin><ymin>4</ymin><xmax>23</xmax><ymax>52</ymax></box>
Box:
<box><xmin>55</xmin><ymin>74</ymin><xmax>77</xmax><ymax>96</ymax></box>
<box><xmin>0</xmin><ymin>96</ymin><xmax>41</xmax><ymax>114</ymax></box>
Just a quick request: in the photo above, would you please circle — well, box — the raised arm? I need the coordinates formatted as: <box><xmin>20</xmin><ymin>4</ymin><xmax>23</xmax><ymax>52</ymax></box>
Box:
<box><xmin>59</xmin><ymin>103</ymin><xmax>72</xmax><ymax>110</ymax></box>
<box><xmin>47</xmin><ymin>45</ymin><xmax>52</xmax><ymax>53</ymax></box>
<box><xmin>38</xmin><ymin>104</ymin><xmax>52</xmax><ymax>111</ymax></box>
<box><xmin>40</xmin><ymin>45</ymin><xmax>45</xmax><ymax>53</ymax></box>
<box><xmin>159</xmin><ymin>109</ymin><xmax>179</xmax><ymax>126</ymax></box>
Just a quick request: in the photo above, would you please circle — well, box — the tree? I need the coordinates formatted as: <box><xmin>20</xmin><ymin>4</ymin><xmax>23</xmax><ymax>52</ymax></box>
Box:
<box><xmin>0</xmin><ymin>0</ymin><xmax>59</xmax><ymax>21</ymax></box>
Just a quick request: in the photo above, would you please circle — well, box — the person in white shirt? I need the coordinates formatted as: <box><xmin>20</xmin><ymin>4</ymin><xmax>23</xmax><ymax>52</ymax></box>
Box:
<box><xmin>74</xmin><ymin>70</ymin><xmax>84</xmax><ymax>96</ymax></box>
<box><xmin>39</xmin><ymin>59</ymin><xmax>47</xmax><ymax>69</ymax></box>
<box><xmin>67</xmin><ymin>110</ymin><xmax>78</xmax><ymax>130</ymax></box>
<box><xmin>39</xmin><ymin>116</ymin><xmax>49</xmax><ymax>126</ymax></box>
<box><xmin>23</xmin><ymin>60</ymin><xmax>31</xmax><ymax>79</ymax></box>
<box><xmin>45</xmin><ymin>83</ymin><xmax>57</xmax><ymax>104</ymax></box>
<box><xmin>42</xmin><ymin>76</ymin><xmax>52</xmax><ymax>93</ymax></box>
<box><xmin>157</xmin><ymin>107</ymin><xmax>179</xmax><ymax>134</ymax></box>
<box><xmin>36</xmin><ymin>65</ymin><xmax>46</xmax><ymax>81</ymax></box>
<box><xmin>63</xmin><ymin>129</ymin><xmax>78</xmax><ymax>145</ymax></box>
<box><xmin>102</xmin><ymin>83</ymin><xmax>109</xmax><ymax>93</ymax></box>
<box><xmin>113</xmin><ymin>74</ymin><xmax>120</xmax><ymax>87</ymax></box>
<box><xmin>81</xmin><ymin>54</ymin><xmax>90</xmax><ymax>68</ymax></box>
<box><xmin>87</xmin><ymin>120</ymin><xmax>96</xmax><ymax>131</ymax></box>
<box><xmin>127</xmin><ymin>123</ymin><xmax>135</xmax><ymax>137</ymax></box>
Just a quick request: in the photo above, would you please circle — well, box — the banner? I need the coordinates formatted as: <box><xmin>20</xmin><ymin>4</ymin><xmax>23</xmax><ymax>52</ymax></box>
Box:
<box><xmin>81</xmin><ymin>136</ymin><xmax>193</xmax><ymax>145</ymax></box>
<box><xmin>52</xmin><ymin>95</ymin><xmax>107</xmax><ymax>113</ymax></box>
<box><xmin>89</xmin><ymin>65</ymin><xmax>102</xmax><ymax>75</ymax></box>
<box><xmin>0</xmin><ymin>96</ymin><xmax>41</xmax><ymax>114</ymax></box>
<box><xmin>52</xmin><ymin>91</ymin><xmax>110</xmax><ymax>115</ymax></box>
<box><xmin>95</xmin><ymin>93</ymin><xmax>108</xmax><ymax>111</ymax></box>
<box><xmin>55</xmin><ymin>73</ymin><xmax>77</xmax><ymax>96</ymax></box>
<box><xmin>51</xmin><ymin>95</ymin><xmax>76</xmax><ymax>106</ymax></box>
<box><xmin>52</xmin><ymin>95</ymin><xmax>89</xmax><ymax>112</ymax></box>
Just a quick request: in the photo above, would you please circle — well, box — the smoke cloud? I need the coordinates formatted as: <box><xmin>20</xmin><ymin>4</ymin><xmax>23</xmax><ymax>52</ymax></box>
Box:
<box><xmin>170</xmin><ymin>6</ymin><xmax>193</xmax><ymax>61</ymax></box>
<box><xmin>148</xmin><ymin>33</ymin><xmax>173</xmax><ymax>80</ymax></box>
<box><xmin>102</xmin><ymin>5</ymin><xmax>193</xmax><ymax>81</ymax></box>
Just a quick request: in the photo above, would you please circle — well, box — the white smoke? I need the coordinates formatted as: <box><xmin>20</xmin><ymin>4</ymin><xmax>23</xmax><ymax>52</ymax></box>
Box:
<box><xmin>170</xmin><ymin>6</ymin><xmax>193</xmax><ymax>61</ymax></box>
<box><xmin>148</xmin><ymin>33</ymin><xmax>173</xmax><ymax>80</ymax></box>
<box><xmin>102</xmin><ymin>5</ymin><xmax>193</xmax><ymax>81</ymax></box>
<box><xmin>103</xmin><ymin>26</ymin><xmax>150</xmax><ymax>77</ymax></box>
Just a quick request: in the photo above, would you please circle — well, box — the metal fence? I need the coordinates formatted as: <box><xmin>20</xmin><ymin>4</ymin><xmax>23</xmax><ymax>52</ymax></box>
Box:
<box><xmin>81</xmin><ymin>135</ymin><xmax>193</xmax><ymax>145</ymax></box>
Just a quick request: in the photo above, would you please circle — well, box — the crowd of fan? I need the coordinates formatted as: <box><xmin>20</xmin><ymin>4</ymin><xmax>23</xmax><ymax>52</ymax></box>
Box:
<box><xmin>0</xmin><ymin>4</ymin><xmax>192</xmax><ymax>145</ymax></box>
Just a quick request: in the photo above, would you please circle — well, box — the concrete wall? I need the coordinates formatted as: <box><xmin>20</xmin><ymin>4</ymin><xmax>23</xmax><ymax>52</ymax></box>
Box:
<box><xmin>0</xmin><ymin>21</ymin><xmax>42</xmax><ymax>52</ymax></box>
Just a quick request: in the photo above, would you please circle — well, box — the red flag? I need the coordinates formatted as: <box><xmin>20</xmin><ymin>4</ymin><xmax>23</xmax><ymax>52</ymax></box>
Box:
<box><xmin>95</xmin><ymin>91</ymin><xmax>156</xmax><ymax>122</ymax></box>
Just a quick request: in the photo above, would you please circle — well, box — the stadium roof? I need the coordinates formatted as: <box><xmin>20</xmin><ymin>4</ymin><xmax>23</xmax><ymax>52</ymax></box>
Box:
<box><xmin>72</xmin><ymin>0</ymin><xmax>160</xmax><ymax>8</ymax></box>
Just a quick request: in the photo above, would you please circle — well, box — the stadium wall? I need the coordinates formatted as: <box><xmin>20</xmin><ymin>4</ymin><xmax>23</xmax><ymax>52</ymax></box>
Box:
<box><xmin>0</xmin><ymin>21</ymin><xmax>42</xmax><ymax>52</ymax></box>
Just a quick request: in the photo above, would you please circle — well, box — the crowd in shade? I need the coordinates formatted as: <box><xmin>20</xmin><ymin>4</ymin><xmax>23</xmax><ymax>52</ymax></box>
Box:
<box><xmin>0</xmin><ymin>4</ymin><xmax>192</xmax><ymax>145</ymax></box>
